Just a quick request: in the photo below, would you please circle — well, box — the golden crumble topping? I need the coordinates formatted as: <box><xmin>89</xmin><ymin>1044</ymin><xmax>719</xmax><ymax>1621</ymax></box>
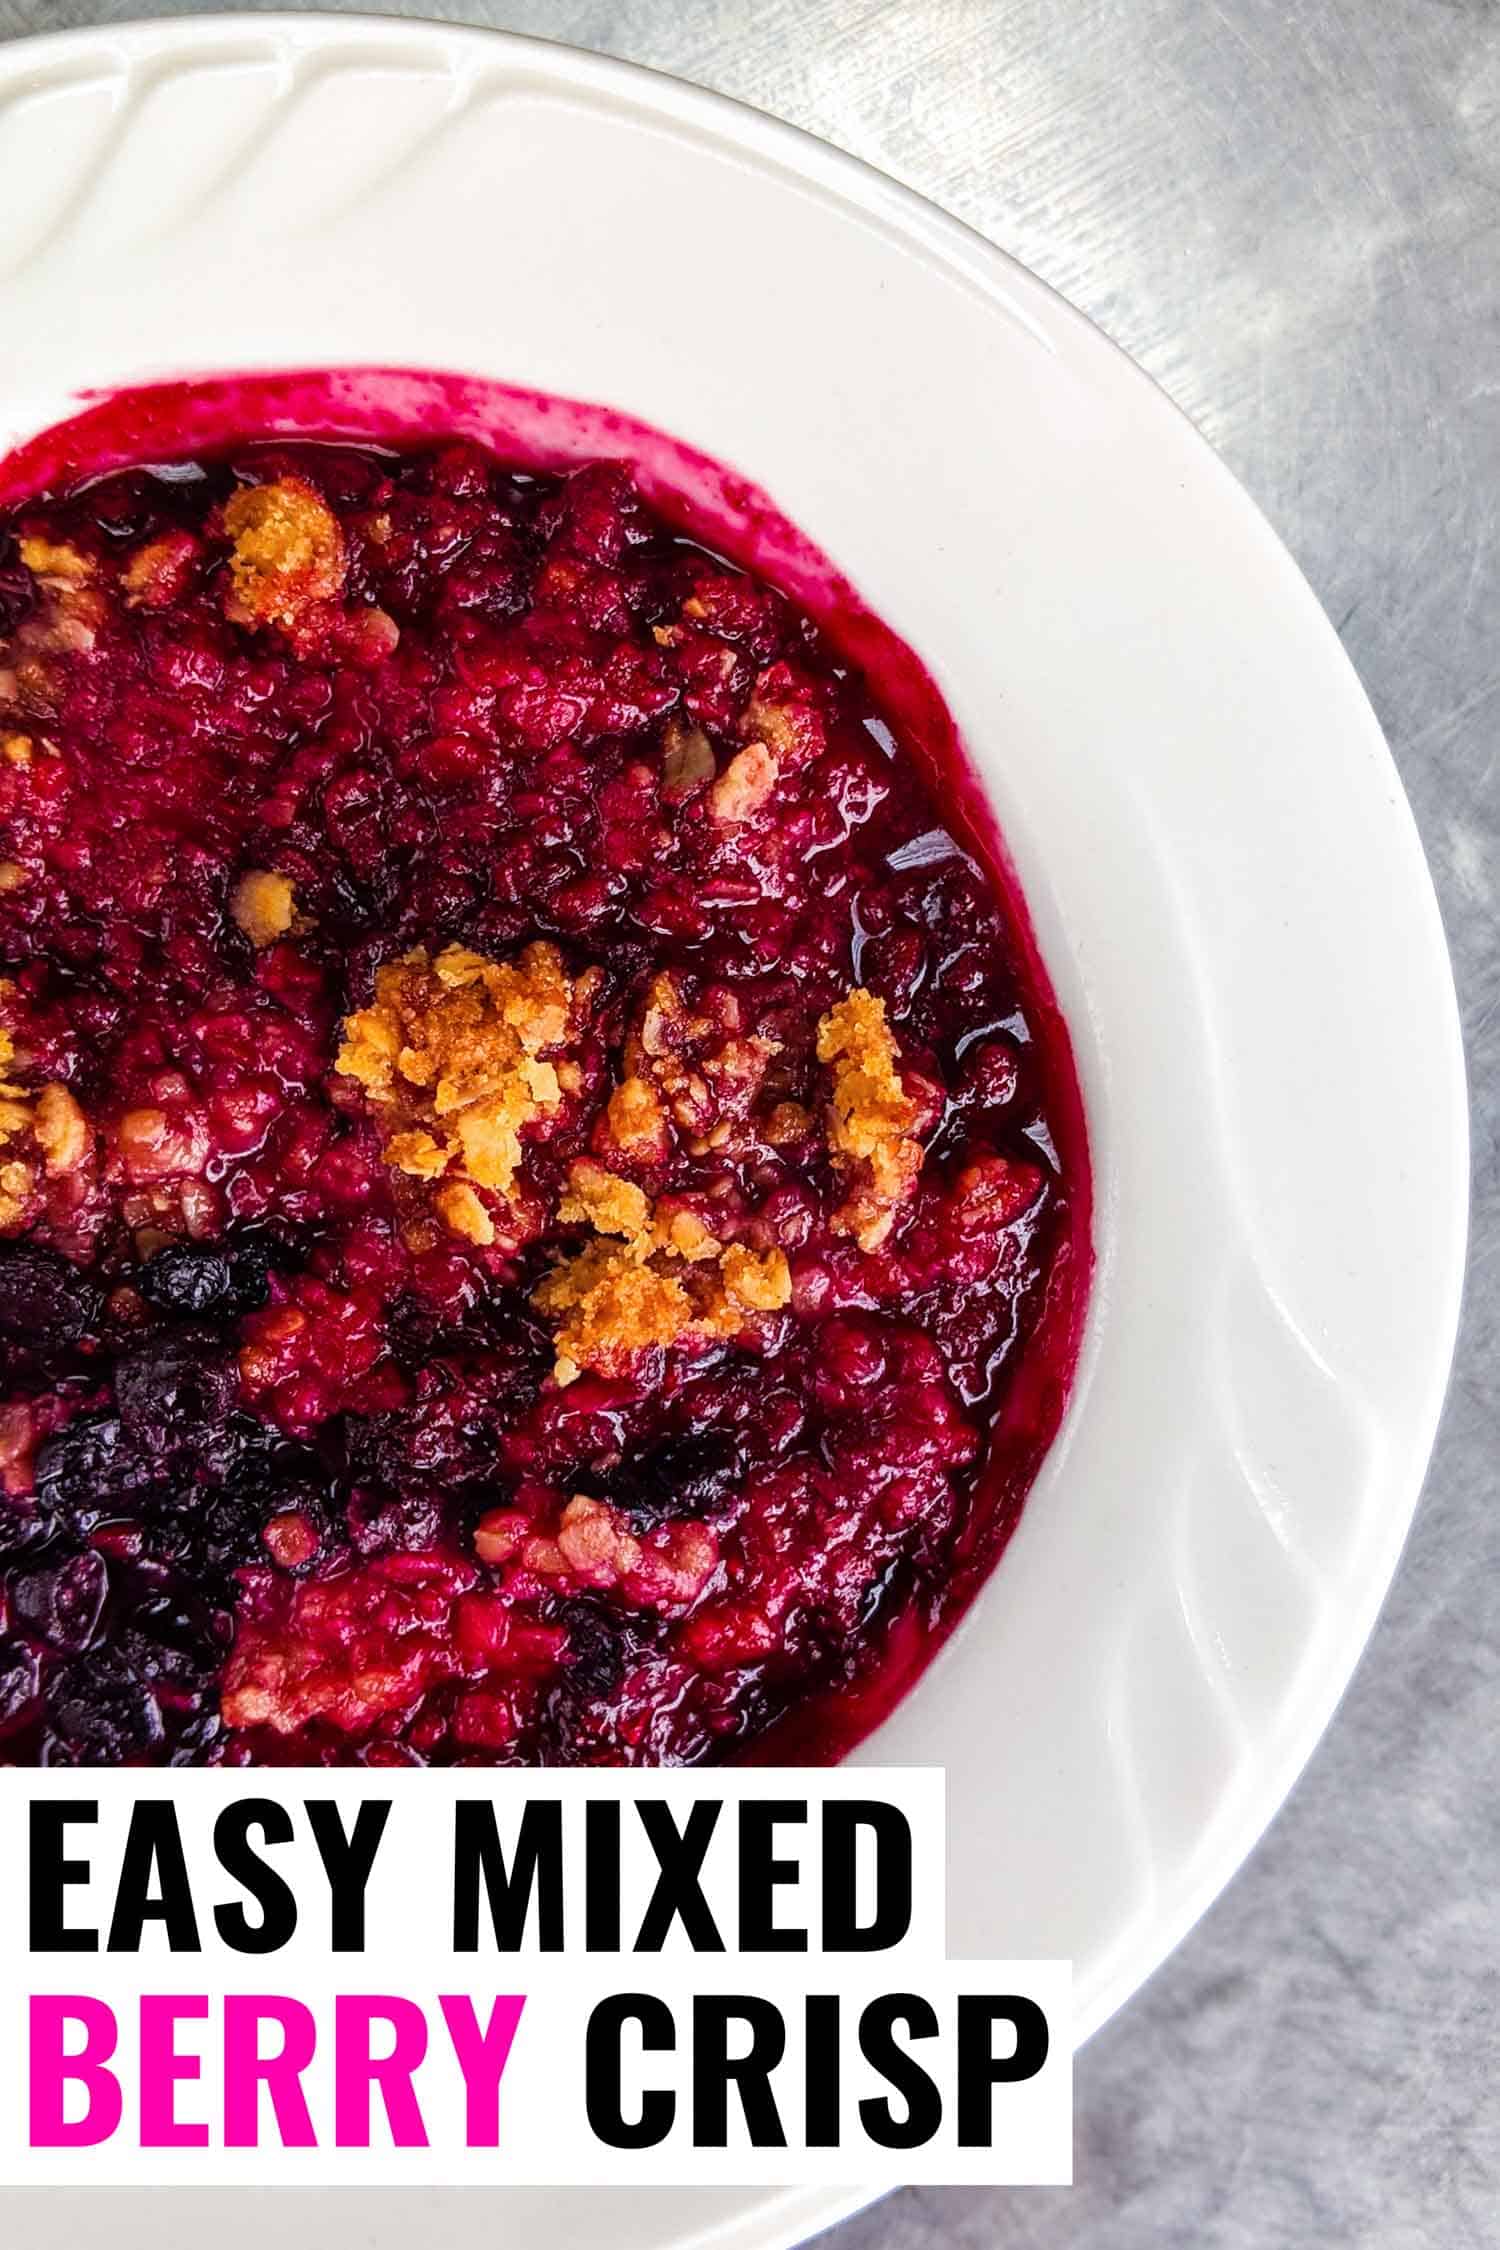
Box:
<box><xmin>336</xmin><ymin>940</ymin><xmax>577</xmax><ymax>1233</ymax></box>
<box><xmin>740</xmin><ymin>687</ymin><xmax>810</xmax><ymax>761</ymax></box>
<box><xmin>719</xmin><ymin>1241</ymin><xmax>793</xmax><ymax>1311</ymax></box>
<box><xmin>535</xmin><ymin>1155</ymin><xmax>791</xmax><ymax>1383</ymax></box>
<box><xmin>222</xmin><ymin>477</ymin><xmax>346</xmax><ymax>636</ymax></box>
<box><xmin>535</xmin><ymin>1239</ymin><xmax>695</xmax><ymax>1386</ymax></box>
<box><xmin>558</xmin><ymin>1157</ymin><xmax>652</xmax><ymax>1240</ymax></box>
<box><xmin>433</xmin><ymin>1179</ymin><xmax>496</xmax><ymax>1247</ymax></box>
<box><xmin>230</xmin><ymin>868</ymin><xmax>296</xmax><ymax>947</ymax></box>
<box><xmin>32</xmin><ymin>1083</ymin><xmax>89</xmax><ymax>1176</ymax></box>
<box><xmin>4</xmin><ymin>547</ymin><xmax>108</xmax><ymax>703</ymax></box>
<box><xmin>18</xmin><ymin>537</ymin><xmax>93</xmax><ymax>587</ymax></box>
<box><xmin>0</xmin><ymin>1031</ymin><xmax>93</xmax><ymax>1226</ymax></box>
<box><xmin>709</xmin><ymin>738</ymin><xmax>778</xmax><ymax>823</ymax></box>
<box><xmin>601</xmin><ymin>1072</ymin><xmax>669</xmax><ymax>1158</ymax></box>
<box><xmin>816</xmin><ymin>986</ymin><xmax>925</xmax><ymax>1250</ymax></box>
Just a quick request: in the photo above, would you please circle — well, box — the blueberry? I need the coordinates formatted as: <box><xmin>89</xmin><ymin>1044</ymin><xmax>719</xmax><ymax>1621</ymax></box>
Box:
<box><xmin>225</xmin><ymin>1237</ymin><xmax>275</xmax><ymax>1311</ymax></box>
<box><xmin>116</xmin><ymin>1593</ymin><xmax>224</xmax><ymax>1692</ymax></box>
<box><xmin>168</xmin><ymin>1710</ymin><xmax>224</xmax><ymax>1766</ymax></box>
<box><xmin>0</xmin><ymin>1635</ymin><xmax>40</xmax><ymax>1726</ymax></box>
<box><xmin>558</xmin><ymin>1603</ymin><xmax>626</xmax><ymax>1699</ymax></box>
<box><xmin>33</xmin><ymin>1411</ymin><xmax>156</xmax><ymax>1534</ymax></box>
<box><xmin>9</xmin><ymin>1549</ymin><xmax>108</xmax><ymax>1653</ymax></box>
<box><xmin>609</xmin><ymin>1428</ymin><xmax>743</xmax><ymax>1529</ymax></box>
<box><xmin>346</xmin><ymin>1488</ymin><xmax>441</xmax><ymax>1558</ymax></box>
<box><xmin>48</xmin><ymin>1659</ymin><xmax>163</xmax><ymax>1761</ymax></box>
<box><xmin>139</xmin><ymin>1245</ymin><xmax>234</xmax><ymax>1317</ymax></box>
<box><xmin>113</xmin><ymin>1334</ymin><xmax>238</xmax><ymax>1444</ymax></box>
<box><xmin>0</xmin><ymin>1494</ymin><xmax>61</xmax><ymax>1561</ymax></box>
<box><xmin>0</xmin><ymin>1243</ymin><xmax>101</xmax><ymax>1351</ymax></box>
<box><xmin>139</xmin><ymin>1237</ymin><xmax>272</xmax><ymax>1320</ymax></box>
<box><xmin>154</xmin><ymin>1485</ymin><xmax>263</xmax><ymax>1579</ymax></box>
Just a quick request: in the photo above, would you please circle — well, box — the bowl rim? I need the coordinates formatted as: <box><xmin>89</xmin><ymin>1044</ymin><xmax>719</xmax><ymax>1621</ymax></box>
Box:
<box><xmin>0</xmin><ymin>16</ymin><xmax>1471</xmax><ymax>2249</ymax></box>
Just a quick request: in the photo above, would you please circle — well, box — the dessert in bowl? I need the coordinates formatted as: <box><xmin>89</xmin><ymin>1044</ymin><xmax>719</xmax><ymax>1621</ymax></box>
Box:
<box><xmin>0</xmin><ymin>374</ymin><xmax>1088</xmax><ymax>1769</ymax></box>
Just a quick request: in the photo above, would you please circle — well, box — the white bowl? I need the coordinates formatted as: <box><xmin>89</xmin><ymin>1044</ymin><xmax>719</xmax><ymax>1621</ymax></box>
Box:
<box><xmin>0</xmin><ymin>16</ymin><xmax>1468</xmax><ymax>2250</ymax></box>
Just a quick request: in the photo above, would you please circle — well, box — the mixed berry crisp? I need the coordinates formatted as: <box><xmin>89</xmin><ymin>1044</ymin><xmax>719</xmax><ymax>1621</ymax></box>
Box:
<box><xmin>0</xmin><ymin>429</ymin><xmax>1085</xmax><ymax>1765</ymax></box>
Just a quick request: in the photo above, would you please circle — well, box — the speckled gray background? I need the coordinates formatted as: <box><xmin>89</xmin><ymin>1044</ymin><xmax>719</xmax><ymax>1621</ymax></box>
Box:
<box><xmin>1</xmin><ymin>2</ymin><xmax>1495</xmax><ymax>2244</ymax></box>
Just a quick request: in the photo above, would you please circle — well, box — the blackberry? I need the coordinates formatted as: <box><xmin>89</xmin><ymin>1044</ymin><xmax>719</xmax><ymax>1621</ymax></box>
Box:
<box><xmin>606</xmin><ymin>1428</ymin><xmax>744</xmax><ymax>1530</ymax></box>
<box><xmin>0</xmin><ymin>1243</ymin><xmax>102</xmax><ymax>1370</ymax></box>
<box><xmin>47</xmin><ymin>1657</ymin><xmax>163</xmax><ymax>1761</ymax></box>
<box><xmin>113</xmin><ymin>1333</ymin><xmax>239</xmax><ymax>1447</ymax></box>
<box><xmin>116</xmin><ymin>1592</ymin><xmax>226</xmax><ymax>1694</ymax></box>
<box><xmin>0</xmin><ymin>1636</ymin><xmax>40</xmax><ymax>1728</ymax></box>
<box><xmin>33</xmin><ymin>1412</ymin><xmax>156</xmax><ymax>1536</ymax></box>
<box><xmin>139</xmin><ymin>1234</ymin><xmax>275</xmax><ymax>1321</ymax></box>
<box><xmin>8</xmin><ymin>1549</ymin><xmax>108</xmax><ymax>1654</ymax></box>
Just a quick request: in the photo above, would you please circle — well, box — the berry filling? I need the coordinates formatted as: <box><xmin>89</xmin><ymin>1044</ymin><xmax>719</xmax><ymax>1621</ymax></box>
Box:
<box><xmin>0</xmin><ymin>410</ymin><xmax>1086</xmax><ymax>1766</ymax></box>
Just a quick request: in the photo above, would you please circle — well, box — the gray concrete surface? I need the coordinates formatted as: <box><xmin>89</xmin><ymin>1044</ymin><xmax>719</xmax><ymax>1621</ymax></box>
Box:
<box><xmin>1</xmin><ymin>1</ymin><xmax>1496</xmax><ymax>2244</ymax></box>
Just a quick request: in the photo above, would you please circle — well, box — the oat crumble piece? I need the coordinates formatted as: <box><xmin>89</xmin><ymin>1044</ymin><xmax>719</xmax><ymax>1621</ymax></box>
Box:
<box><xmin>4</xmin><ymin>550</ymin><xmax>108</xmax><ymax>693</ymax></box>
<box><xmin>602</xmin><ymin>1072</ymin><xmax>669</xmax><ymax>1157</ymax></box>
<box><xmin>816</xmin><ymin>986</ymin><xmax>925</xmax><ymax>1250</ymax></box>
<box><xmin>32</xmin><ymin>1083</ymin><xmax>89</xmax><ymax>1175</ymax></box>
<box><xmin>708</xmin><ymin>737</ymin><xmax>779</xmax><ymax>823</ymax></box>
<box><xmin>337</xmin><ymin>940</ymin><xmax>578</xmax><ymax>1236</ymax></box>
<box><xmin>558</xmin><ymin>1157</ymin><xmax>652</xmax><ymax>1240</ymax></box>
<box><xmin>534</xmin><ymin>1155</ymin><xmax>791</xmax><ymax>1381</ymax></box>
<box><xmin>0</xmin><ymin>1157</ymin><xmax>33</xmax><ymax>1227</ymax></box>
<box><xmin>17</xmin><ymin>538</ymin><xmax>93</xmax><ymax>586</ymax></box>
<box><xmin>434</xmin><ymin>1180</ymin><xmax>496</xmax><ymax>1247</ymax></box>
<box><xmin>534</xmin><ymin>1236</ymin><xmax>696</xmax><ymax>1383</ymax></box>
<box><xmin>230</xmin><ymin>868</ymin><xmax>297</xmax><ymax>948</ymax></box>
<box><xmin>221</xmin><ymin>477</ymin><xmax>346</xmax><ymax>636</ymax></box>
<box><xmin>0</xmin><ymin>1029</ymin><xmax>93</xmax><ymax>1218</ymax></box>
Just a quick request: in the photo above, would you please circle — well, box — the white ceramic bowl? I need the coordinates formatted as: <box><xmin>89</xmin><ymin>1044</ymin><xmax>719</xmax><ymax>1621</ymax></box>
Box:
<box><xmin>0</xmin><ymin>17</ymin><xmax>1467</xmax><ymax>2250</ymax></box>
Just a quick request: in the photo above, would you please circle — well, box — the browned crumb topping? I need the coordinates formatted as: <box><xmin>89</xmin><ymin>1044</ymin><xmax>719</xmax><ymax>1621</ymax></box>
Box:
<box><xmin>601</xmin><ymin>1072</ymin><xmax>669</xmax><ymax>1157</ymax></box>
<box><xmin>816</xmin><ymin>987</ymin><xmax>925</xmax><ymax>1251</ymax></box>
<box><xmin>222</xmin><ymin>477</ymin><xmax>345</xmax><ymax>635</ymax></box>
<box><xmin>501</xmin><ymin>1492</ymin><xmax>719</xmax><ymax>1606</ymax></box>
<box><xmin>220</xmin><ymin>1630</ymin><xmax>414</xmax><ymax>1737</ymax></box>
<box><xmin>432</xmin><ymin>1179</ymin><xmax>496</xmax><ymax>1247</ymax></box>
<box><xmin>336</xmin><ymin>941</ymin><xmax>577</xmax><ymax>1234</ymax></box>
<box><xmin>230</xmin><ymin>868</ymin><xmax>296</xmax><ymax>947</ymax></box>
<box><xmin>740</xmin><ymin>686</ymin><xmax>810</xmax><ymax>760</ymax></box>
<box><xmin>0</xmin><ymin>1031</ymin><xmax>93</xmax><ymax>1225</ymax></box>
<box><xmin>709</xmin><ymin>738</ymin><xmax>778</xmax><ymax>823</ymax></box>
<box><xmin>535</xmin><ymin>1155</ymin><xmax>791</xmax><ymax>1384</ymax></box>
<box><xmin>4</xmin><ymin>548</ymin><xmax>108</xmax><ymax>702</ymax></box>
<box><xmin>558</xmin><ymin>1157</ymin><xmax>652</xmax><ymax>1240</ymax></box>
<box><xmin>17</xmin><ymin>537</ymin><xmax>93</xmax><ymax>586</ymax></box>
<box><xmin>32</xmin><ymin>1083</ymin><xmax>89</xmax><ymax>1176</ymax></box>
